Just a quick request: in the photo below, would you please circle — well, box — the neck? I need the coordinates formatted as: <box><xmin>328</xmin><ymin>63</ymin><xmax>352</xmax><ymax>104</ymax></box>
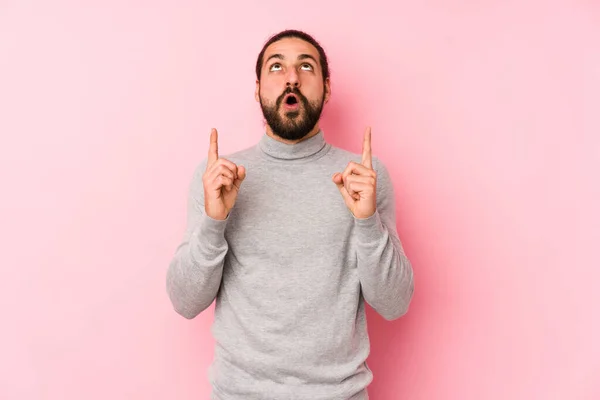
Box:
<box><xmin>258</xmin><ymin>126</ymin><xmax>328</xmax><ymax>161</ymax></box>
<box><xmin>265</xmin><ymin>123</ymin><xmax>321</xmax><ymax>145</ymax></box>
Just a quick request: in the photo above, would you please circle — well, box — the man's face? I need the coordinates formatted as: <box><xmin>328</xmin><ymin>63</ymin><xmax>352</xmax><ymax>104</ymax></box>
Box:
<box><xmin>256</xmin><ymin>37</ymin><xmax>331</xmax><ymax>141</ymax></box>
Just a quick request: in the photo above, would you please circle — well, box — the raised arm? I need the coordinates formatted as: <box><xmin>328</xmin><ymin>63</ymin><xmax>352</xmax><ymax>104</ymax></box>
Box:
<box><xmin>332</xmin><ymin>127</ymin><xmax>414</xmax><ymax>320</ymax></box>
<box><xmin>166</xmin><ymin>128</ymin><xmax>246</xmax><ymax>319</ymax></box>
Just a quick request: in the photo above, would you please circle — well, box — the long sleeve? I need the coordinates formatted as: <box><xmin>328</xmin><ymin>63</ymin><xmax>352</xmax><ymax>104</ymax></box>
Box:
<box><xmin>166</xmin><ymin>160</ymin><xmax>229</xmax><ymax>319</ymax></box>
<box><xmin>354</xmin><ymin>157</ymin><xmax>414</xmax><ymax>320</ymax></box>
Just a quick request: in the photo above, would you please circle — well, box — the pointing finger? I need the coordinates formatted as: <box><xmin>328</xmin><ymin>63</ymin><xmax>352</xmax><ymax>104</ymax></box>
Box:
<box><xmin>362</xmin><ymin>126</ymin><xmax>372</xmax><ymax>169</ymax></box>
<box><xmin>208</xmin><ymin>128</ymin><xmax>219</xmax><ymax>167</ymax></box>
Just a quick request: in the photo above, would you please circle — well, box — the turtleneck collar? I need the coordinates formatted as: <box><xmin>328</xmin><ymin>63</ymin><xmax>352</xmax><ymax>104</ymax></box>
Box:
<box><xmin>258</xmin><ymin>130</ymin><xmax>329</xmax><ymax>161</ymax></box>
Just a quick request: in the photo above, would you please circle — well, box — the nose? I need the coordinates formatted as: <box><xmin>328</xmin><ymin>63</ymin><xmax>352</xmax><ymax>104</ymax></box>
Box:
<box><xmin>286</xmin><ymin>68</ymin><xmax>299</xmax><ymax>87</ymax></box>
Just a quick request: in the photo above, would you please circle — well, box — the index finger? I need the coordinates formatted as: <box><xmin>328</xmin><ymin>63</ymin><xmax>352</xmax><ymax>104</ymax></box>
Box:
<box><xmin>361</xmin><ymin>126</ymin><xmax>372</xmax><ymax>169</ymax></box>
<box><xmin>208</xmin><ymin>128</ymin><xmax>219</xmax><ymax>166</ymax></box>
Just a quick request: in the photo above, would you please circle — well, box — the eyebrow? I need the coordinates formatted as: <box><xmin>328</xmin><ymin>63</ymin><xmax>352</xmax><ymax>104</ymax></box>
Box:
<box><xmin>265</xmin><ymin>53</ymin><xmax>319</xmax><ymax>66</ymax></box>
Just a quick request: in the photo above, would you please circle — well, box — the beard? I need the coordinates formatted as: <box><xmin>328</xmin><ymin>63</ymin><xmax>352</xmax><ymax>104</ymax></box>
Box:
<box><xmin>259</xmin><ymin>86</ymin><xmax>325</xmax><ymax>141</ymax></box>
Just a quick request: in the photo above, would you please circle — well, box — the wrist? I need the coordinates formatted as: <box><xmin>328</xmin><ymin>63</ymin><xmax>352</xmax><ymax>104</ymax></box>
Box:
<box><xmin>354</xmin><ymin>210</ymin><xmax>384</xmax><ymax>244</ymax></box>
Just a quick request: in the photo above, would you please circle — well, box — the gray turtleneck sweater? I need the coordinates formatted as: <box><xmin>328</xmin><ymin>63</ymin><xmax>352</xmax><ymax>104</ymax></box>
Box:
<box><xmin>166</xmin><ymin>130</ymin><xmax>414</xmax><ymax>400</ymax></box>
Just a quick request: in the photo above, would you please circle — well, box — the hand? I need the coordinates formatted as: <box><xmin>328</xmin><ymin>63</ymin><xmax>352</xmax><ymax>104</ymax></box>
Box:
<box><xmin>202</xmin><ymin>128</ymin><xmax>246</xmax><ymax>220</ymax></box>
<box><xmin>332</xmin><ymin>126</ymin><xmax>377</xmax><ymax>219</ymax></box>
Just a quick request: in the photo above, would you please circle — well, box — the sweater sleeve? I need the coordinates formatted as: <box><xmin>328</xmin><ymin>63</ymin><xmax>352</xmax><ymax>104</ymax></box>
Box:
<box><xmin>166</xmin><ymin>159</ymin><xmax>229</xmax><ymax>319</ymax></box>
<box><xmin>353</xmin><ymin>157</ymin><xmax>414</xmax><ymax>320</ymax></box>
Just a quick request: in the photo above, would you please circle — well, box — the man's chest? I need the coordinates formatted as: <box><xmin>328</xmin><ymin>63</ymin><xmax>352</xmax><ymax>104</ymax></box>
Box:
<box><xmin>223</xmin><ymin>169</ymin><xmax>355</xmax><ymax>256</ymax></box>
<box><xmin>221</xmin><ymin>170</ymin><xmax>359</xmax><ymax>299</ymax></box>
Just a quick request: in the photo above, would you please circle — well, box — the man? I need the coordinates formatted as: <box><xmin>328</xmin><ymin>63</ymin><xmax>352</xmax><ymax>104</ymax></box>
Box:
<box><xmin>166</xmin><ymin>29</ymin><xmax>414</xmax><ymax>400</ymax></box>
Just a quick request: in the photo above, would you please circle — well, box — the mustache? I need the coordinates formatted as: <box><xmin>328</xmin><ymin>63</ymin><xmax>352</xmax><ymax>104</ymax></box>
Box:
<box><xmin>276</xmin><ymin>87</ymin><xmax>308</xmax><ymax>106</ymax></box>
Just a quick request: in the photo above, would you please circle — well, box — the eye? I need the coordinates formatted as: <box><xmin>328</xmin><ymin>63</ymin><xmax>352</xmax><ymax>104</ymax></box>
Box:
<box><xmin>269</xmin><ymin>63</ymin><xmax>282</xmax><ymax>71</ymax></box>
<box><xmin>300</xmin><ymin>63</ymin><xmax>313</xmax><ymax>71</ymax></box>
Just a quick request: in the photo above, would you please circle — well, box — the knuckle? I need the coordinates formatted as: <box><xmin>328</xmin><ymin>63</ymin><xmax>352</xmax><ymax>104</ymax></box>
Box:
<box><xmin>216</xmin><ymin>158</ymin><xmax>229</xmax><ymax>168</ymax></box>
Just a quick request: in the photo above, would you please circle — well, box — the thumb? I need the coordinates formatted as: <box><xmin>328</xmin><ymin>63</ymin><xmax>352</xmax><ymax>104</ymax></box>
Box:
<box><xmin>234</xmin><ymin>165</ymin><xmax>246</xmax><ymax>188</ymax></box>
<box><xmin>332</xmin><ymin>173</ymin><xmax>353</xmax><ymax>206</ymax></box>
<box><xmin>332</xmin><ymin>172</ymin><xmax>343</xmax><ymax>185</ymax></box>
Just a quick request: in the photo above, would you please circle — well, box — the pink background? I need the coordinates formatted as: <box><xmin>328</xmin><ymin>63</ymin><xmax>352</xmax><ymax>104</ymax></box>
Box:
<box><xmin>1</xmin><ymin>1</ymin><xmax>599</xmax><ymax>399</ymax></box>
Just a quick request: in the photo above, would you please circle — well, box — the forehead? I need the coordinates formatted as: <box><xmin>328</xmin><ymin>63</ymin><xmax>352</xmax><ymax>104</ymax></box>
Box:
<box><xmin>263</xmin><ymin>37</ymin><xmax>320</xmax><ymax>64</ymax></box>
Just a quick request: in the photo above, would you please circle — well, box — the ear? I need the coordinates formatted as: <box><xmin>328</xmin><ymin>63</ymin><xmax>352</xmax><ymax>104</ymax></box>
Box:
<box><xmin>255</xmin><ymin>80</ymin><xmax>260</xmax><ymax>102</ymax></box>
<box><xmin>324</xmin><ymin>77</ymin><xmax>331</xmax><ymax>104</ymax></box>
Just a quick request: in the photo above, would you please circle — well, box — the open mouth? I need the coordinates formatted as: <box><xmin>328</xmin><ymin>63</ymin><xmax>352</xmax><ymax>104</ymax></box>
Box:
<box><xmin>283</xmin><ymin>94</ymin><xmax>299</xmax><ymax>108</ymax></box>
